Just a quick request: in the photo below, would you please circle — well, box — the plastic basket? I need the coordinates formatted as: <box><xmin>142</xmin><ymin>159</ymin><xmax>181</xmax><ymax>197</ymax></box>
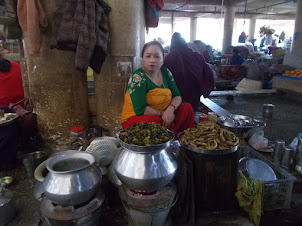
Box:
<box><xmin>239</xmin><ymin>146</ymin><xmax>297</xmax><ymax>210</ymax></box>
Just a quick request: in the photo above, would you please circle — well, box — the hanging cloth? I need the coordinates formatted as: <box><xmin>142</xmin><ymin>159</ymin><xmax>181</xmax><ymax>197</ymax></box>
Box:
<box><xmin>145</xmin><ymin>0</ymin><xmax>164</xmax><ymax>31</ymax></box>
<box><xmin>51</xmin><ymin>0</ymin><xmax>109</xmax><ymax>74</ymax></box>
<box><xmin>17</xmin><ymin>0</ymin><xmax>48</xmax><ymax>56</ymax></box>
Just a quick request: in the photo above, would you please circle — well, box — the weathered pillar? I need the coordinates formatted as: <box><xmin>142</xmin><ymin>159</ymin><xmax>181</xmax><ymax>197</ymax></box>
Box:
<box><xmin>94</xmin><ymin>0</ymin><xmax>145</xmax><ymax>135</ymax></box>
<box><xmin>222</xmin><ymin>1</ymin><xmax>235</xmax><ymax>54</ymax></box>
<box><xmin>292</xmin><ymin>0</ymin><xmax>302</xmax><ymax>57</ymax></box>
<box><xmin>248</xmin><ymin>18</ymin><xmax>256</xmax><ymax>41</ymax></box>
<box><xmin>23</xmin><ymin>0</ymin><xmax>89</xmax><ymax>147</ymax></box>
<box><xmin>190</xmin><ymin>17</ymin><xmax>198</xmax><ymax>42</ymax></box>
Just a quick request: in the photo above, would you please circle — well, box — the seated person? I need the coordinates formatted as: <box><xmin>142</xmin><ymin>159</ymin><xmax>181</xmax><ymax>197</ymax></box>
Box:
<box><xmin>229</xmin><ymin>48</ymin><xmax>244</xmax><ymax>65</ymax></box>
<box><xmin>0</xmin><ymin>56</ymin><xmax>24</xmax><ymax>106</ymax></box>
<box><xmin>163</xmin><ymin>33</ymin><xmax>214</xmax><ymax>112</ymax></box>
<box><xmin>121</xmin><ymin>41</ymin><xmax>195</xmax><ymax>135</ymax></box>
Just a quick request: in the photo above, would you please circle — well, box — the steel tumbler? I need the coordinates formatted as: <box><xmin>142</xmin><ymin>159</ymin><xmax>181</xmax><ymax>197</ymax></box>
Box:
<box><xmin>273</xmin><ymin>140</ymin><xmax>285</xmax><ymax>165</ymax></box>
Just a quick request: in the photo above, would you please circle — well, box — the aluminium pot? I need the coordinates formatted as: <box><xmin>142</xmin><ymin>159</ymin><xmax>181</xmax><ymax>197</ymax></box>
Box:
<box><xmin>0</xmin><ymin>185</ymin><xmax>16</xmax><ymax>226</ymax></box>
<box><xmin>114</xmin><ymin>130</ymin><xmax>178</xmax><ymax>191</ymax></box>
<box><xmin>34</xmin><ymin>151</ymin><xmax>102</xmax><ymax>206</ymax></box>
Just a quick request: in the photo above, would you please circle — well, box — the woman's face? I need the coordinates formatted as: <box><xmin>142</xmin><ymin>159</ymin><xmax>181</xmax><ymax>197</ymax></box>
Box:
<box><xmin>142</xmin><ymin>45</ymin><xmax>163</xmax><ymax>73</ymax></box>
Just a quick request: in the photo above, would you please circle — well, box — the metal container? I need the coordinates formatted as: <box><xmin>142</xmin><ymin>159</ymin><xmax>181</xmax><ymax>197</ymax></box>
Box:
<box><xmin>262</xmin><ymin>103</ymin><xmax>275</xmax><ymax>120</ymax></box>
<box><xmin>273</xmin><ymin>140</ymin><xmax>285</xmax><ymax>165</ymax></box>
<box><xmin>281</xmin><ymin>146</ymin><xmax>295</xmax><ymax>170</ymax></box>
<box><xmin>179</xmin><ymin>133</ymin><xmax>239</xmax><ymax>212</ymax></box>
<box><xmin>114</xmin><ymin>130</ymin><xmax>177</xmax><ymax>191</ymax></box>
<box><xmin>218</xmin><ymin>115</ymin><xmax>266</xmax><ymax>138</ymax></box>
<box><xmin>295</xmin><ymin>137</ymin><xmax>302</xmax><ymax>173</ymax></box>
<box><xmin>0</xmin><ymin>185</ymin><xmax>16</xmax><ymax>226</ymax></box>
<box><xmin>34</xmin><ymin>151</ymin><xmax>102</xmax><ymax>206</ymax></box>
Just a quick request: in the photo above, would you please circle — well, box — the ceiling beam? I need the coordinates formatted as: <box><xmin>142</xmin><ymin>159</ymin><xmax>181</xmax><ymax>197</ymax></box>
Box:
<box><xmin>161</xmin><ymin>10</ymin><xmax>296</xmax><ymax>19</ymax></box>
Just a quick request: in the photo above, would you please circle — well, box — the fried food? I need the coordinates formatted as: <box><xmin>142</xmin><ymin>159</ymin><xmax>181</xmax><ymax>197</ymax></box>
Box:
<box><xmin>181</xmin><ymin>121</ymin><xmax>239</xmax><ymax>150</ymax></box>
<box><xmin>119</xmin><ymin>122</ymin><xmax>171</xmax><ymax>146</ymax></box>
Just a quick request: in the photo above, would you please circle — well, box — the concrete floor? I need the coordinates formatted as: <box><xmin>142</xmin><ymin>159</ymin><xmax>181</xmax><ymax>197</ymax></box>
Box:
<box><xmin>1</xmin><ymin>91</ymin><xmax>302</xmax><ymax>226</ymax></box>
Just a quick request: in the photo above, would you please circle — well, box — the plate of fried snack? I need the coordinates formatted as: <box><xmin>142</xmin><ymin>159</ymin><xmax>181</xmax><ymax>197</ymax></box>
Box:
<box><xmin>179</xmin><ymin>121</ymin><xmax>239</xmax><ymax>154</ymax></box>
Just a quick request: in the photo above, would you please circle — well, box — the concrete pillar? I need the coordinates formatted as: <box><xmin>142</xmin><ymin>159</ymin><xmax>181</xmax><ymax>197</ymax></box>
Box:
<box><xmin>292</xmin><ymin>0</ymin><xmax>302</xmax><ymax>58</ymax></box>
<box><xmin>94</xmin><ymin>0</ymin><xmax>145</xmax><ymax>135</ymax></box>
<box><xmin>190</xmin><ymin>17</ymin><xmax>198</xmax><ymax>42</ymax></box>
<box><xmin>248</xmin><ymin>18</ymin><xmax>256</xmax><ymax>41</ymax></box>
<box><xmin>22</xmin><ymin>0</ymin><xmax>89</xmax><ymax>147</ymax></box>
<box><xmin>222</xmin><ymin>1</ymin><xmax>235</xmax><ymax>54</ymax></box>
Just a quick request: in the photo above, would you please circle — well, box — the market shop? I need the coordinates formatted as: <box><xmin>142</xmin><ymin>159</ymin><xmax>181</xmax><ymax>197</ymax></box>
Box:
<box><xmin>1</xmin><ymin>0</ymin><xmax>302</xmax><ymax>226</ymax></box>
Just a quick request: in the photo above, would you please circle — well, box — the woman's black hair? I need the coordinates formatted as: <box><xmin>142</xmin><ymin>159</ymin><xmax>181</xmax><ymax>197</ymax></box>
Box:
<box><xmin>170</xmin><ymin>32</ymin><xmax>187</xmax><ymax>51</ymax></box>
<box><xmin>141</xmin><ymin>41</ymin><xmax>165</xmax><ymax>58</ymax></box>
<box><xmin>0</xmin><ymin>56</ymin><xmax>11</xmax><ymax>73</ymax></box>
<box><xmin>233</xmin><ymin>48</ymin><xmax>239</xmax><ymax>54</ymax></box>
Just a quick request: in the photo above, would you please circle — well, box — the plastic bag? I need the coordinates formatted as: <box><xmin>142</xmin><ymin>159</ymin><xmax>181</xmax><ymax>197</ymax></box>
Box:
<box><xmin>248</xmin><ymin>131</ymin><xmax>269</xmax><ymax>150</ymax></box>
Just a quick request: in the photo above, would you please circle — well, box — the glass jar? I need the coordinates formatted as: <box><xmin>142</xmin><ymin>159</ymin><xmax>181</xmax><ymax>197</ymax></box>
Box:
<box><xmin>199</xmin><ymin>114</ymin><xmax>209</xmax><ymax>123</ymax></box>
<box><xmin>208</xmin><ymin>112</ymin><xmax>218</xmax><ymax>123</ymax></box>
<box><xmin>70</xmin><ymin>125</ymin><xmax>86</xmax><ymax>139</ymax></box>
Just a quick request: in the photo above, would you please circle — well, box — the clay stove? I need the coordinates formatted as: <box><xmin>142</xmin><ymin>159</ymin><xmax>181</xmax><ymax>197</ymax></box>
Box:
<box><xmin>39</xmin><ymin>190</ymin><xmax>105</xmax><ymax>226</ymax></box>
<box><xmin>118</xmin><ymin>183</ymin><xmax>177</xmax><ymax>226</ymax></box>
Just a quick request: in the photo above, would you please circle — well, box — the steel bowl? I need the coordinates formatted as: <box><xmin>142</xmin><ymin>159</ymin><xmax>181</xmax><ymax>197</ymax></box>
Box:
<box><xmin>178</xmin><ymin>131</ymin><xmax>239</xmax><ymax>155</ymax></box>
<box><xmin>116</xmin><ymin>130</ymin><xmax>174</xmax><ymax>153</ymax></box>
<box><xmin>0</xmin><ymin>176</ymin><xmax>14</xmax><ymax>187</ymax></box>
<box><xmin>218</xmin><ymin>115</ymin><xmax>266</xmax><ymax>138</ymax></box>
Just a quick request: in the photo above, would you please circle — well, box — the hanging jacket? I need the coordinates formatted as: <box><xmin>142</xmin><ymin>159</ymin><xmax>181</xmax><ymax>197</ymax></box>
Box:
<box><xmin>51</xmin><ymin>0</ymin><xmax>109</xmax><ymax>73</ymax></box>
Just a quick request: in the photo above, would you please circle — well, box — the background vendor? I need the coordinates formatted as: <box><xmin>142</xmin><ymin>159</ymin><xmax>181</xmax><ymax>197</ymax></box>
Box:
<box><xmin>120</xmin><ymin>41</ymin><xmax>194</xmax><ymax>135</ymax></box>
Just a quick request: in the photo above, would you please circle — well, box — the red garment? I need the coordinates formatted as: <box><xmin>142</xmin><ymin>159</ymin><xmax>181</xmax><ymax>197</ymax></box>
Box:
<box><xmin>0</xmin><ymin>62</ymin><xmax>24</xmax><ymax>106</ymax></box>
<box><xmin>122</xmin><ymin>102</ymin><xmax>195</xmax><ymax>136</ymax></box>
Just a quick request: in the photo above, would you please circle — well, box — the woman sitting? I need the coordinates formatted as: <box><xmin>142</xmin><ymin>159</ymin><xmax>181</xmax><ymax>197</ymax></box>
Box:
<box><xmin>121</xmin><ymin>41</ymin><xmax>194</xmax><ymax>135</ymax></box>
<box><xmin>0</xmin><ymin>56</ymin><xmax>24</xmax><ymax>106</ymax></box>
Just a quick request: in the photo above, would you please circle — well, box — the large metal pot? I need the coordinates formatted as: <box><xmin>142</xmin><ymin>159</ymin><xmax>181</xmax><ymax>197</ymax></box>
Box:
<box><xmin>34</xmin><ymin>151</ymin><xmax>102</xmax><ymax>206</ymax></box>
<box><xmin>114</xmin><ymin>131</ymin><xmax>177</xmax><ymax>191</ymax></box>
<box><xmin>0</xmin><ymin>185</ymin><xmax>16</xmax><ymax>226</ymax></box>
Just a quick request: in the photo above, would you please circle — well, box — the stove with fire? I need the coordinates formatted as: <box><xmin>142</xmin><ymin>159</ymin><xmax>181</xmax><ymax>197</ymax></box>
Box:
<box><xmin>114</xmin><ymin>130</ymin><xmax>178</xmax><ymax>226</ymax></box>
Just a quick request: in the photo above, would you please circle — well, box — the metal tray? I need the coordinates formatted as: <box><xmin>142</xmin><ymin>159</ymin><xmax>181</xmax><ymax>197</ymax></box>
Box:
<box><xmin>0</xmin><ymin>113</ymin><xmax>19</xmax><ymax>127</ymax></box>
<box><xmin>116</xmin><ymin>130</ymin><xmax>174</xmax><ymax>153</ymax></box>
<box><xmin>178</xmin><ymin>131</ymin><xmax>239</xmax><ymax>155</ymax></box>
<box><xmin>218</xmin><ymin>115</ymin><xmax>266</xmax><ymax>138</ymax></box>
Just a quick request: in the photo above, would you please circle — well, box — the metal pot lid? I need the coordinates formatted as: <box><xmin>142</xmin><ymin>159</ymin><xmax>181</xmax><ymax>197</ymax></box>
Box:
<box><xmin>116</xmin><ymin>130</ymin><xmax>174</xmax><ymax>153</ymax></box>
<box><xmin>178</xmin><ymin>131</ymin><xmax>239</xmax><ymax>155</ymax></box>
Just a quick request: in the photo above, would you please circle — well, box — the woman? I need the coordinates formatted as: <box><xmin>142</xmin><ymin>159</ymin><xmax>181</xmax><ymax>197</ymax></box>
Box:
<box><xmin>229</xmin><ymin>48</ymin><xmax>244</xmax><ymax>65</ymax></box>
<box><xmin>163</xmin><ymin>33</ymin><xmax>214</xmax><ymax>112</ymax></box>
<box><xmin>121</xmin><ymin>41</ymin><xmax>194</xmax><ymax>135</ymax></box>
<box><xmin>0</xmin><ymin>56</ymin><xmax>24</xmax><ymax>106</ymax></box>
<box><xmin>238</xmin><ymin>32</ymin><xmax>247</xmax><ymax>43</ymax></box>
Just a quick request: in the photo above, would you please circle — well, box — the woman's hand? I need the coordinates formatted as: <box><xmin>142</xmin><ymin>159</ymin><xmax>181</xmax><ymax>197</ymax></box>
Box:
<box><xmin>162</xmin><ymin>106</ymin><xmax>175</xmax><ymax>128</ymax></box>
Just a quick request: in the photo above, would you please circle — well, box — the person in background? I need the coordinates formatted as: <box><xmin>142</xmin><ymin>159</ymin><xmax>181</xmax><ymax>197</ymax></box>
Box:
<box><xmin>163</xmin><ymin>32</ymin><xmax>214</xmax><ymax>112</ymax></box>
<box><xmin>0</xmin><ymin>56</ymin><xmax>24</xmax><ymax>106</ymax></box>
<box><xmin>238</xmin><ymin>32</ymin><xmax>247</xmax><ymax>43</ymax></box>
<box><xmin>120</xmin><ymin>41</ymin><xmax>194</xmax><ymax>135</ymax></box>
<box><xmin>229</xmin><ymin>48</ymin><xmax>244</xmax><ymax>65</ymax></box>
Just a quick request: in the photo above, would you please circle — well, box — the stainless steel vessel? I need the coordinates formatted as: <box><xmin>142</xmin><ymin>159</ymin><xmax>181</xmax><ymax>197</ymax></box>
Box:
<box><xmin>114</xmin><ymin>131</ymin><xmax>177</xmax><ymax>191</ymax></box>
<box><xmin>34</xmin><ymin>151</ymin><xmax>102</xmax><ymax>206</ymax></box>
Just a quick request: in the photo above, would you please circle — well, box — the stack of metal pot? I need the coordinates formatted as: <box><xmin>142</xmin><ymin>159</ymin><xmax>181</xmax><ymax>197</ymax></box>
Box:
<box><xmin>114</xmin><ymin>130</ymin><xmax>178</xmax><ymax>191</ymax></box>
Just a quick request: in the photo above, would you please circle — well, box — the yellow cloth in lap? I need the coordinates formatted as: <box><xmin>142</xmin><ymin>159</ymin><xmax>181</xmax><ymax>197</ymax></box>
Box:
<box><xmin>235</xmin><ymin>172</ymin><xmax>264</xmax><ymax>226</ymax></box>
<box><xmin>121</xmin><ymin>88</ymin><xmax>172</xmax><ymax>123</ymax></box>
